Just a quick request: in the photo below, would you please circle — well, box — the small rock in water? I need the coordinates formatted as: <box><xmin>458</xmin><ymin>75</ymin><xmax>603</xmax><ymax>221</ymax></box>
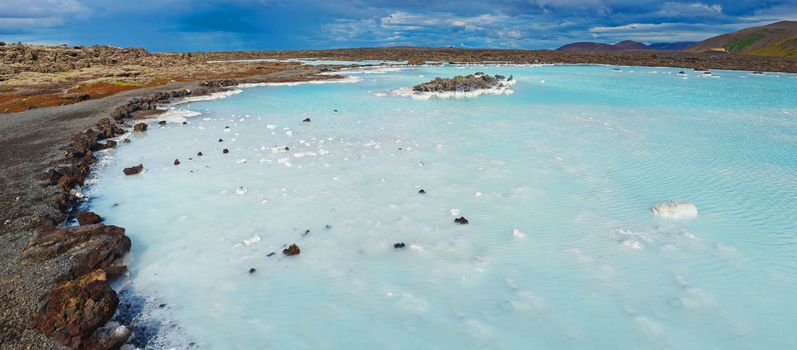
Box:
<box><xmin>418</xmin><ymin>189</ymin><xmax>426</xmax><ymax>194</ymax></box>
<box><xmin>454</xmin><ymin>216</ymin><xmax>469</xmax><ymax>225</ymax></box>
<box><xmin>283</xmin><ymin>243</ymin><xmax>301</xmax><ymax>256</ymax></box>
<box><xmin>651</xmin><ymin>200</ymin><xmax>698</xmax><ymax>219</ymax></box>
<box><xmin>158</xmin><ymin>120</ymin><xmax>166</xmax><ymax>126</ymax></box>
<box><xmin>394</xmin><ymin>242</ymin><xmax>406</xmax><ymax>249</ymax></box>
<box><xmin>267</xmin><ymin>252</ymin><xmax>276</xmax><ymax>257</ymax></box>
<box><xmin>174</xmin><ymin>159</ymin><xmax>180</xmax><ymax>166</ymax></box>
<box><xmin>249</xmin><ymin>268</ymin><xmax>256</xmax><ymax>274</ymax></box>
<box><xmin>122</xmin><ymin>138</ymin><xmax>131</xmax><ymax>144</ymax></box>
<box><xmin>182</xmin><ymin>121</ymin><xmax>188</xmax><ymax>125</ymax></box>
<box><xmin>158</xmin><ymin>303</ymin><xmax>166</xmax><ymax>309</ymax></box>
<box><xmin>133</xmin><ymin>123</ymin><xmax>147</xmax><ymax>132</ymax></box>
<box><xmin>303</xmin><ymin>229</ymin><xmax>310</xmax><ymax>236</ymax></box>
<box><xmin>197</xmin><ymin>152</ymin><xmax>203</xmax><ymax>156</ymax></box>
<box><xmin>303</xmin><ymin>118</ymin><xmax>311</xmax><ymax>123</ymax></box>
<box><xmin>123</xmin><ymin>164</ymin><xmax>143</xmax><ymax>175</ymax></box>
<box><xmin>284</xmin><ymin>146</ymin><xmax>290</xmax><ymax>151</ymax></box>
<box><xmin>218</xmin><ymin>138</ymin><xmax>224</xmax><ymax>142</ymax></box>
<box><xmin>333</xmin><ymin>109</ymin><xmax>339</xmax><ymax>112</ymax></box>
<box><xmin>223</xmin><ymin>149</ymin><xmax>229</xmax><ymax>154</ymax></box>
<box><xmin>324</xmin><ymin>224</ymin><xmax>332</xmax><ymax>230</ymax></box>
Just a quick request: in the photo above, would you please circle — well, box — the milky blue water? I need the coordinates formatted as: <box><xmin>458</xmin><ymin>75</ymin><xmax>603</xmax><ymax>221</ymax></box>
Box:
<box><xmin>88</xmin><ymin>65</ymin><xmax>797</xmax><ymax>349</ymax></box>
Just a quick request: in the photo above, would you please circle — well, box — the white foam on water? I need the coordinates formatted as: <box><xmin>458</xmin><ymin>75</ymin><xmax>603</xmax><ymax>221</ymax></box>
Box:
<box><xmin>157</xmin><ymin>108</ymin><xmax>202</xmax><ymax>124</ymax></box>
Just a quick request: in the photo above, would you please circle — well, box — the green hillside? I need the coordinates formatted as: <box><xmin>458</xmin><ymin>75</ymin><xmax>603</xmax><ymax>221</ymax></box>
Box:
<box><xmin>686</xmin><ymin>21</ymin><xmax>797</xmax><ymax>58</ymax></box>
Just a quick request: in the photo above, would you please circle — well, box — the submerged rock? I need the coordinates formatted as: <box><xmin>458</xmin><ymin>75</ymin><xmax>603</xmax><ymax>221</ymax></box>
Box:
<box><xmin>283</xmin><ymin>243</ymin><xmax>300</xmax><ymax>256</ymax></box>
<box><xmin>412</xmin><ymin>73</ymin><xmax>510</xmax><ymax>93</ymax></box>
<box><xmin>303</xmin><ymin>118</ymin><xmax>311</xmax><ymax>123</ymax></box>
<box><xmin>77</xmin><ymin>211</ymin><xmax>103</xmax><ymax>225</ymax></box>
<box><xmin>651</xmin><ymin>200</ymin><xmax>698</xmax><ymax>219</ymax></box>
<box><xmin>133</xmin><ymin>123</ymin><xmax>147</xmax><ymax>132</ymax></box>
<box><xmin>454</xmin><ymin>216</ymin><xmax>469</xmax><ymax>225</ymax></box>
<box><xmin>122</xmin><ymin>164</ymin><xmax>143</xmax><ymax>175</ymax></box>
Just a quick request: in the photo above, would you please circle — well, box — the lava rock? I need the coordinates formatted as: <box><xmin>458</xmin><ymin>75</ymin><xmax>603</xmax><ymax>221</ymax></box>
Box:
<box><xmin>174</xmin><ymin>159</ymin><xmax>180</xmax><ymax>166</ymax></box>
<box><xmin>77</xmin><ymin>211</ymin><xmax>103</xmax><ymax>225</ymax></box>
<box><xmin>283</xmin><ymin>243</ymin><xmax>300</xmax><ymax>256</ymax></box>
<box><xmin>97</xmin><ymin>139</ymin><xmax>117</xmax><ymax>150</ymax></box>
<box><xmin>33</xmin><ymin>269</ymin><xmax>120</xmax><ymax>349</ymax></box>
<box><xmin>413</xmin><ymin>73</ymin><xmax>509</xmax><ymax>93</ymax></box>
<box><xmin>22</xmin><ymin>224</ymin><xmax>131</xmax><ymax>279</ymax></box>
<box><xmin>133</xmin><ymin>123</ymin><xmax>147</xmax><ymax>132</ymax></box>
<box><xmin>122</xmin><ymin>164</ymin><xmax>143</xmax><ymax>175</ymax></box>
<box><xmin>454</xmin><ymin>216</ymin><xmax>469</xmax><ymax>225</ymax></box>
<box><xmin>394</xmin><ymin>242</ymin><xmax>406</xmax><ymax>249</ymax></box>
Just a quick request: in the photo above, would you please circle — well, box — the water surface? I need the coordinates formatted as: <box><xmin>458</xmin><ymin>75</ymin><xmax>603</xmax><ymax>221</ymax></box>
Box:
<box><xmin>89</xmin><ymin>65</ymin><xmax>797</xmax><ymax>349</ymax></box>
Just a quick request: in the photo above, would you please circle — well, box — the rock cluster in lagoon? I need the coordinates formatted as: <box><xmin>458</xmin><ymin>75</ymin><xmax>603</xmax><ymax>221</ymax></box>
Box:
<box><xmin>412</xmin><ymin>72</ymin><xmax>512</xmax><ymax>92</ymax></box>
<box><xmin>403</xmin><ymin>72</ymin><xmax>514</xmax><ymax>99</ymax></box>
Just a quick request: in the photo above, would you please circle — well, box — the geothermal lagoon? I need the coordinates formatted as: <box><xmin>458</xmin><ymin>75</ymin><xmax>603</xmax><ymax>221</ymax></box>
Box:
<box><xmin>87</xmin><ymin>65</ymin><xmax>797</xmax><ymax>349</ymax></box>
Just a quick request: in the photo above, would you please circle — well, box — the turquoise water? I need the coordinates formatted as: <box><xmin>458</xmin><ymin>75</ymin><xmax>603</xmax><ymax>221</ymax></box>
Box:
<box><xmin>88</xmin><ymin>65</ymin><xmax>797</xmax><ymax>349</ymax></box>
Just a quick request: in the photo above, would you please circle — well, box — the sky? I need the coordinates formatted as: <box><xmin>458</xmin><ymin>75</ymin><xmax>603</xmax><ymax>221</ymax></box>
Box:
<box><xmin>1</xmin><ymin>0</ymin><xmax>796</xmax><ymax>52</ymax></box>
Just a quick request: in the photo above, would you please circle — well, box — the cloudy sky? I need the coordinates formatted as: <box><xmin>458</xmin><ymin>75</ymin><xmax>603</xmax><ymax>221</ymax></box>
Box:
<box><xmin>1</xmin><ymin>0</ymin><xmax>795</xmax><ymax>51</ymax></box>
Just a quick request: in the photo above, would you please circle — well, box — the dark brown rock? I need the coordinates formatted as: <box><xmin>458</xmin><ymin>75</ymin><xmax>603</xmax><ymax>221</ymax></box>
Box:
<box><xmin>283</xmin><ymin>243</ymin><xmax>300</xmax><ymax>256</ymax></box>
<box><xmin>454</xmin><ymin>216</ymin><xmax>469</xmax><ymax>225</ymax></box>
<box><xmin>122</xmin><ymin>164</ymin><xmax>143</xmax><ymax>175</ymax></box>
<box><xmin>22</xmin><ymin>224</ymin><xmax>131</xmax><ymax>279</ymax></box>
<box><xmin>33</xmin><ymin>269</ymin><xmax>119</xmax><ymax>349</ymax></box>
<box><xmin>97</xmin><ymin>140</ymin><xmax>117</xmax><ymax>150</ymax></box>
<box><xmin>77</xmin><ymin>212</ymin><xmax>103</xmax><ymax>225</ymax></box>
<box><xmin>174</xmin><ymin>159</ymin><xmax>180</xmax><ymax>166</ymax></box>
<box><xmin>132</xmin><ymin>123</ymin><xmax>147</xmax><ymax>132</ymax></box>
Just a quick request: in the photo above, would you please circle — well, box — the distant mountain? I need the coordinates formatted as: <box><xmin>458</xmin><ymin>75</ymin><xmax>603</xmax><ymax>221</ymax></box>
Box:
<box><xmin>614</xmin><ymin>40</ymin><xmax>650</xmax><ymax>50</ymax></box>
<box><xmin>686</xmin><ymin>21</ymin><xmax>797</xmax><ymax>58</ymax></box>
<box><xmin>648</xmin><ymin>42</ymin><xmax>695</xmax><ymax>50</ymax></box>
<box><xmin>557</xmin><ymin>40</ymin><xmax>693</xmax><ymax>52</ymax></box>
<box><xmin>557</xmin><ymin>42</ymin><xmax>624</xmax><ymax>52</ymax></box>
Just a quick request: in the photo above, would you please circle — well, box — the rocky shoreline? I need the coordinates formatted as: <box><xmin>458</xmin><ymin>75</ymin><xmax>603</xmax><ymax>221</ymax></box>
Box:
<box><xmin>0</xmin><ymin>68</ymin><xmax>335</xmax><ymax>349</ymax></box>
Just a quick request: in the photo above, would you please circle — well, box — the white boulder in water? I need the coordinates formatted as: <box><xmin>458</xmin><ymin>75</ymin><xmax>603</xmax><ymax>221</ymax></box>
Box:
<box><xmin>651</xmin><ymin>201</ymin><xmax>698</xmax><ymax>219</ymax></box>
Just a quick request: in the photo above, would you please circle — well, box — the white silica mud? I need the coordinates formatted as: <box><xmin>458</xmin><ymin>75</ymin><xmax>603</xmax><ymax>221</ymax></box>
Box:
<box><xmin>651</xmin><ymin>200</ymin><xmax>699</xmax><ymax>219</ymax></box>
<box><xmin>87</xmin><ymin>65</ymin><xmax>797</xmax><ymax>349</ymax></box>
